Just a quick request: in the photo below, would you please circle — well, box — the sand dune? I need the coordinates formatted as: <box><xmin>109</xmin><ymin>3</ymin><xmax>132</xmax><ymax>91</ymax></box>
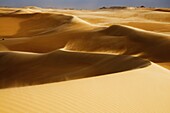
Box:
<box><xmin>65</xmin><ymin>24</ymin><xmax>170</xmax><ymax>62</ymax></box>
<box><xmin>122</xmin><ymin>22</ymin><xmax>170</xmax><ymax>33</ymax></box>
<box><xmin>0</xmin><ymin>10</ymin><xmax>96</xmax><ymax>52</ymax></box>
<box><xmin>1</xmin><ymin>11</ymin><xmax>170</xmax><ymax>63</ymax></box>
<box><xmin>0</xmin><ymin>50</ymin><xmax>150</xmax><ymax>88</ymax></box>
<box><xmin>57</xmin><ymin>8</ymin><xmax>170</xmax><ymax>32</ymax></box>
<box><xmin>0</xmin><ymin>7</ymin><xmax>170</xmax><ymax>113</ymax></box>
<box><xmin>0</xmin><ymin>12</ymin><xmax>92</xmax><ymax>37</ymax></box>
<box><xmin>0</xmin><ymin>63</ymin><xmax>170</xmax><ymax>113</ymax></box>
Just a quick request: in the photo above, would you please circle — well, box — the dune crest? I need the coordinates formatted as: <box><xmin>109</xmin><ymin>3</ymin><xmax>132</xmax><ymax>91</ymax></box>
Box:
<box><xmin>65</xmin><ymin>25</ymin><xmax>170</xmax><ymax>62</ymax></box>
<box><xmin>0</xmin><ymin>50</ymin><xmax>150</xmax><ymax>88</ymax></box>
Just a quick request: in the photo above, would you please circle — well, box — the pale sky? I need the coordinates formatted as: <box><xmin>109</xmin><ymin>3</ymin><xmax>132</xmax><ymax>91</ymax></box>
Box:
<box><xmin>0</xmin><ymin>0</ymin><xmax>169</xmax><ymax>9</ymax></box>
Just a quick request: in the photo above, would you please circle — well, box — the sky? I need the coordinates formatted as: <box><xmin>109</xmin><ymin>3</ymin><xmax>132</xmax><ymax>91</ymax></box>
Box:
<box><xmin>0</xmin><ymin>0</ymin><xmax>170</xmax><ymax>9</ymax></box>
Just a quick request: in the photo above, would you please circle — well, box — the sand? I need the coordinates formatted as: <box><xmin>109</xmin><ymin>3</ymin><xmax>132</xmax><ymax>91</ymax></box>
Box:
<box><xmin>0</xmin><ymin>63</ymin><xmax>170</xmax><ymax>113</ymax></box>
<box><xmin>0</xmin><ymin>7</ymin><xmax>170</xmax><ymax>113</ymax></box>
<box><xmin>0</xmin><ymin>50</ymin><xmax>150</xmax><ymax>88</ymax></box>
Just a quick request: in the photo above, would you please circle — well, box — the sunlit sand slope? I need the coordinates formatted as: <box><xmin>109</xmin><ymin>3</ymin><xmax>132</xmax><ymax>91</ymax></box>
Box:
<box><xmin>0</xmin><ymin>63</ymin><xmax>170</xmax><ymax>113</ymax></box>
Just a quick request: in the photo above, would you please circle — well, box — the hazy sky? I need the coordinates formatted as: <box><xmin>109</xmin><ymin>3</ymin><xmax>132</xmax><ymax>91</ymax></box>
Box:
<box><xmin>0</xmin><ymin>0</ymin><xmax>170</xmax><ymax>9</ymax></box>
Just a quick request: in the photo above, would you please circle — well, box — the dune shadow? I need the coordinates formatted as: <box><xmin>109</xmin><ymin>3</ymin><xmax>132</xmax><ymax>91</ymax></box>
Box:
<box><xmin>0</xmin><ymin>50</ymin><xmax>151</xmax><ymax>89</ymax></box>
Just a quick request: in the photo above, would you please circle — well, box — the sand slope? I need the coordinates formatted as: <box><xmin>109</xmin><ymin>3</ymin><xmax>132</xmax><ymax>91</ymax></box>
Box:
<box><xmin>65</xmin><ymin>25</ymin><xmax>170</xmax><ymax>62</ymax></box>
<box><xmin>0</xmin><ymin>50</ymin><xmax>150</xmax><ymax>88</ymax></box>
<box><xmin>0</xmin><ymin>11</ymin><xmax>96</xmax><ymax>52</ymax></box>
<box><xmin>0</xmin><ymin>63</ymin><xmax>170</xmax><ymax>113</ymax></box>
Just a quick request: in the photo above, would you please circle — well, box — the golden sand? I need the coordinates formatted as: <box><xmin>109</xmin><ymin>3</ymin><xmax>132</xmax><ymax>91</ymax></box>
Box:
<box><xmin>0</xmin><ymin>7</ymin><xmax>170</xmax><ymax>113</ymax></box>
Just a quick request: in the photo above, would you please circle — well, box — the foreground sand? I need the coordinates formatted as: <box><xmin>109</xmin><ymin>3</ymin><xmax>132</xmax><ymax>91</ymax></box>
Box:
<box><xmin>0</xmin><ymin>6</ymin><xmax>170</xmax><ymax>112</ymax></box>
<box><xmin>0</xmin><ymin>63</ymin><xmax>170</xmax><ymax>113</ymax></box>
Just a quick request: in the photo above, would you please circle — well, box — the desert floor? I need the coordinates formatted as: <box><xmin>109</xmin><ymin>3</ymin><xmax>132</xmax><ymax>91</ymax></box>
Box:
<box><xmin>0</xmin><ymin>6</ymin><xmax>170</xmax><ymax>113</ymax></box>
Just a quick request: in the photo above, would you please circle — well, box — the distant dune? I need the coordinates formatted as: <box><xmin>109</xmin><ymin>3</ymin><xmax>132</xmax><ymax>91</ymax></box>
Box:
<box><xmin>0</xmin><ymin>10</ymin><xmax>170</xmax><ymax>62</ymax></box>
<box><xmin>65</xmin><ymin>24</ymin><xmax>170</xmax><ymax>62</ymax></box>
<box><xmin>0</xmin><ymin>7</ymin><xmax>170</xmax><ymax>113</ymax></box>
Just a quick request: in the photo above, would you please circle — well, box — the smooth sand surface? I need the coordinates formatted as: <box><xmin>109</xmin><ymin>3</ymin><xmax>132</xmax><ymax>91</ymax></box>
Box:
<box><xmin>0</xmin><ymin>7</ymin><xmax>170</xmax><ymax>113</ymax></box>
<box><xmin>0</xmin><ymin>63</ymin><xmax>170</xmax><ymax>113</ymax></box>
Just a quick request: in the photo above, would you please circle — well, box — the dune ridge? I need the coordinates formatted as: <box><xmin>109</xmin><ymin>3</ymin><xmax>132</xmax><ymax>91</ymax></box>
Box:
<box><xmin>65</xmin><ymin>24</ymin><xmax>170</xmax><ymax>62</ymax></box>
<box><xmin>0</xmin><ymin>11</ymin><xmax>170</xmax><ymax>62</ymax></box>
<box><xmin>0</xmin><ymin>50</ymin><xmax>150</xmax><ymax>88</ymax></box>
